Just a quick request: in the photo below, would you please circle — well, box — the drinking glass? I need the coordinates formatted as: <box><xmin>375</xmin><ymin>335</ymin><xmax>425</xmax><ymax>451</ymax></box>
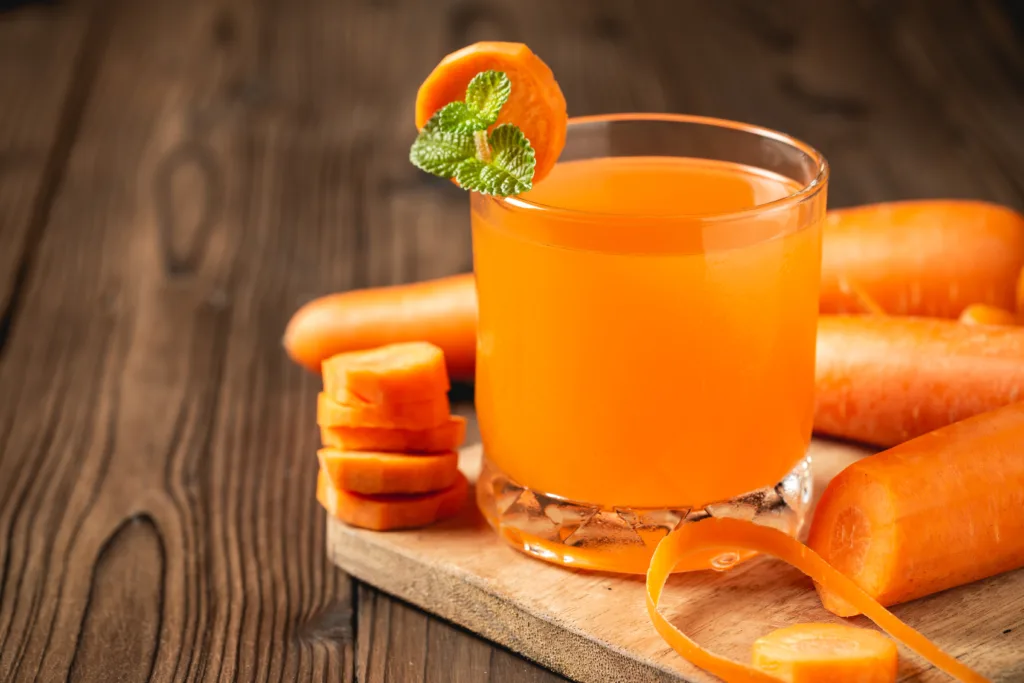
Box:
<box><xmin>471</xmin><ymin>114</ymin><xmax>829</xmax><ymax>574</ymax></box>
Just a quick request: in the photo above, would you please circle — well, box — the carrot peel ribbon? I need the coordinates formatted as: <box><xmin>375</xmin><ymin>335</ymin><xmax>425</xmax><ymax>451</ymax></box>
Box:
<box><xmin>645</xmin><ymin>518</ymin><xmax>989</xmax><ymax>683</ymax></box>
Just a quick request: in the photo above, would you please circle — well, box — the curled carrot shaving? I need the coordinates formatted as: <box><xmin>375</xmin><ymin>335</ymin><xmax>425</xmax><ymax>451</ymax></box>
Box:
<box><xmin>645</xmin><ymin>518</ymin><xmax>988</xmax><ymax>683</ymax></box>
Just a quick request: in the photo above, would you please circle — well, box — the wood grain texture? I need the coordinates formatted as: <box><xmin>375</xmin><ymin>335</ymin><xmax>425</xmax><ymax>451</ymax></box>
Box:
<box><xmin>0</xmin><ymin>0</ymin><xmax>96</xmax><ymax>349</ymax></box>
<box><xmin>0</xmin><ymin>0</ymin><xmax>358</xmax><ymax>680</ymax></box>
<box><xmin>1</xmin><ymin>0</ymin><xmax>1023</xmax><ymax>682</ymax></box>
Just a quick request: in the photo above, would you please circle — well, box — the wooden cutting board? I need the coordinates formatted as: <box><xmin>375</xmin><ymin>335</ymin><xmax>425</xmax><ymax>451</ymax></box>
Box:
<box><xmin>326</xmin><ymin>436</ymin><xmax>1024</xmax><ymax>683</ymax></box>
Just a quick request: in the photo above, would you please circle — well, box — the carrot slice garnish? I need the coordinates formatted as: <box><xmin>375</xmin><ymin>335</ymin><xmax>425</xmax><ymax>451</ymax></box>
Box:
<box><xmin>645</xmin><ymin>518</ymin><xmax>987</xmax><ymax>682</ymax></box>
<box><xmin>415</xmin><ymin>41</ymin><xmax>566</xmax><ymax>183</ymax></box>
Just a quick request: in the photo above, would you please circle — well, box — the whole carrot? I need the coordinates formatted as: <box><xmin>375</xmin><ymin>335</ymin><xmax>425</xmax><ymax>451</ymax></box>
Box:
<box><xmin>283</xmin><ymin>274</ymin><xmax>477</xmax><ymax>381</ymax></box>
<box><xmin>815</xmin><ymin>315</ymin><xmax>1024</xmax><ymax>447</ymax></box>
<box><xmin>808</xmin><ymin>400</ymin><xmax>1024</xmax><ymax>617</ymax></box>
<box><xmin>821</xmin><ymin>200</ymin><xmax>1024</xmax><ymax>317</ymax></box>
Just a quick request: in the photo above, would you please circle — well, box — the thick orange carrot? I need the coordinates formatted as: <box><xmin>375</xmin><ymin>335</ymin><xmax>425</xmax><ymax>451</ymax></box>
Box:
<box><xmin>322</xmin><ymin>342</ymin><xmax>449</xmax><ymax>405</ymax></box>
<box><xmin>1017</xmin><ymin>266</ymin><xmax>1024</xmax><ymax>314</ymax></box>
<box><xmin>821</xmin><ymin>200</ymin><xmax>1024</xmax><ymax>318</ymax></box>
<box><xmin>958</xmin><ymin>303</ymin><xmax>1018</xmax><ymax>326</ymax></box>
<box><xmin>808</xmin><ymin>401</ymin><xmax>1024</xmax><ymax>619</ymax></box>
<box><xmin>317</xmin><ymin>448</ymin><xmax>459</xmax><ymax>495</ymax></box>
<box><xmin>320</xmin><ymin>416</ymin><xmax>466</xmax><ymax>454</ymax></box>
<box><xmin>415</xmin><ymin>42</ymin><xmax>567</xmax><ymax>184</ymax></box>
<box><xmin>815</xmin><ymin>315</ymin><xmax>1024</xmax><ymax>447</ymax></box>
<box><xmin>317</xmin><ymin>392</ymin><xmax>449</xmax><ymax>430</ymax></box>
<box><xmin>751</xmin><ymin>623</ymin><xmax>897</xmax><ymax>683</ymax></box>
<box><xmin>839</xmin><ymin>278</ymin><xmax>887</xmax><ymax>316</ymax></box>
<box><xmin>317</xmin><ymin>470</ymin><xmax>468</xmax><ymax>530</ymax></box>
<box><xmin>284</xmin><ymin>274</ymin><xmax>477</xmax><ymax>381</ymax></box>
<box><xmin>646</xmin><ymin>518</ymin><xmax>986</xmax><ymax>683</ymax></box>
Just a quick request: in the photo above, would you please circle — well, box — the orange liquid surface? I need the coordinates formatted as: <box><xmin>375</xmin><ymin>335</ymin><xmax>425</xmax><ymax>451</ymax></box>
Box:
<box><xmin>472</xmin><ymin>157</ymin><xmax>823</xmax><ymax>508</ymax></box>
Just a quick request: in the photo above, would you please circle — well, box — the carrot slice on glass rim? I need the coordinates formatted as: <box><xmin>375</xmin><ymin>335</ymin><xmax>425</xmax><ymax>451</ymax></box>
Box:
<box><xmin>415</xmin><ymin>41</ymin><xmax>567</xmax><ymax>183</ymax></box>
<box><xmin>645</xmin><ymin>518</ymin><xmax>988</xmax><ymax>683</ymax></box>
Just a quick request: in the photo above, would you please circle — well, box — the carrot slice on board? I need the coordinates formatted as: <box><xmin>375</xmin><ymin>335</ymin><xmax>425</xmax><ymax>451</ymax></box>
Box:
<box><xmin>751</xmin><ymin>623</ymin><xmax>897</xmax><ymax>683</ymax></box>
<box><xmin>320</xmin><ymin>416</ymin><xmax>466</xmax><ymax>454</ymax></box>
<box><xmin>317</xmin><ymin>470</ymin><xmax>468</xmax><ymax>530</ymax></box>
<box><xmin>645</xmin><ymin>518</ymin><xmax>987</xmax><ymax>683</ymax></box>
<box><xmin>808</xmin><ymin>400</ymin><xmax>1024</xmax><ymax>617</ymax></box>
<box><xmin>317</xmin><ymin>447</ymin><xmax>459</xmax><ymax>495</ymax></box>
<box><xmin>322</xmin><ymin>342</ymin><xmax>450</xmax><ymax>405</ymax></box>
<box><xmin>959</xmin><ymin>303</ymin><xmax>1018</xmax><ymax>326</ymax></box>
<box><xmin>317</xmin><ymin>392</ymin><xmax>449</xmax><ymax>430</ymax></box>
<box><xmin>415</xmin><ymin>42</ymin><xmax>567</xmax><ymax>183</ymax></box>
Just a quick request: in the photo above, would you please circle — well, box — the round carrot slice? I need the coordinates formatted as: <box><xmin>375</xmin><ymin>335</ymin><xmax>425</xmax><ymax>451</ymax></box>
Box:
<box><xmin>317</xmin><ymin>447</ymin><xmax>460</xmax><ymax>495</ymax></box>
<box><xmin>415</xmin><ymin>41</ymin><xmax>567</xmax><ymax>183</ymax></box>
<box><xmin>752</xmin><ymin>623</ymin><xmax>898</xmax><ymax>683</ymax></box>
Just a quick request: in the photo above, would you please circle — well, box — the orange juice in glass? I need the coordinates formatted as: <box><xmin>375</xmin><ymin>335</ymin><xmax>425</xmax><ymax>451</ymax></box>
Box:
<box><xmin>472</xmin><ymin>115</ymin><xmax>829</xmax><ymax>574</ymax></box>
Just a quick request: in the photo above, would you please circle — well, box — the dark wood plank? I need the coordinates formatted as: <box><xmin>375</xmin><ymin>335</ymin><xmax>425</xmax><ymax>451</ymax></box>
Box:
<box><xmin>0</xmin><ymin>0</ymin><xmax>358</xmax><ymax>680</ymax></box>
<box><xmin>593</xmin><ymin>0</ymin><xmax>1024</xmax><ymax>210</ymax></box>
<box><xmin>0</xmin><ymin>1</ymin><xmax>96</xmax><ymax>350</ymax></box>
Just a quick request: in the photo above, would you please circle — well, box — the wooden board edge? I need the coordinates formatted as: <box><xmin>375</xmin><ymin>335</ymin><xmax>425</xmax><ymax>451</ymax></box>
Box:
<box><xmin>327</xmin><ymin>518</ymin><xmax>687</xmax><ymax>683</ymax></box>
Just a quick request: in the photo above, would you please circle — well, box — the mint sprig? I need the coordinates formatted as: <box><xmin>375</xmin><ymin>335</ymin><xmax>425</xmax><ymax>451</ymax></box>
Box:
<box><xmin>410</xmin><ymin>70</ymin><xmax>536</xmax><ymax>197</ymax></box>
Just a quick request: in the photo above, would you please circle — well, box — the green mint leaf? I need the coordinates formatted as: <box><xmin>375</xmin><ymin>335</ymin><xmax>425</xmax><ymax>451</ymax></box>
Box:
<box><xmin>489</xmin><ymin>123</ymin><xmax>536</xmax><ymax>182</ymax></box>
<box><xmin>409</xmin><ymin>116</ymin><xmax>476</xmax><ymax>177</ymax></box>
<box><xmin>454</xmin><ymin>123</ymin><xmax>535</xmax><ymax>196</ymax></box>
<box><xmin>434</xmin><ymin>101</ymin><xmax>490</xmax><ymax>133</ymax></box>
<box><xmin>464</xmin><ymin>71</ymin><xmax>511</xmax><ymax>127</ymax></box>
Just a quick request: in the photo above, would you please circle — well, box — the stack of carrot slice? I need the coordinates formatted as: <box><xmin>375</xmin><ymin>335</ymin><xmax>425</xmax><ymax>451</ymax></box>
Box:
<box><xmin>314</xmin><ymin>342</ymin><xmax>468</xmax><ymax>530</ymax></box>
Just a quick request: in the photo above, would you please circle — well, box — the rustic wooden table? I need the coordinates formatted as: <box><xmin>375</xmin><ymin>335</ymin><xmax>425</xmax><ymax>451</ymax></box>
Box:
<box><xmin>1</xmin><ymin>1</ymin><xmax>1022</xmax><ymax>681</ymax></box>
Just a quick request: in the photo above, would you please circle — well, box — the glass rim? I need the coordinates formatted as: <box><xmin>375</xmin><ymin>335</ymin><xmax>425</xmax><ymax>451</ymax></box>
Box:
<box><xmin>495</xmin><ymin>112</ymin><xmax>830</xmax><ymax>222</ymax></box>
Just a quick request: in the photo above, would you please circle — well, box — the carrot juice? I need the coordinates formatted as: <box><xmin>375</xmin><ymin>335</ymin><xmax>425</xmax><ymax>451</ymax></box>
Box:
<box><xmin>472</xmin><ymin>115</ymin><xmax>828</xmax><ymax>573</ymax></box>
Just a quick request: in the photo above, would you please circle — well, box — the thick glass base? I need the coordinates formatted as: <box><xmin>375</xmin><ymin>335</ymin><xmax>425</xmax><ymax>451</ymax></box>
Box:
<box><xmin>476</xmin><ymin>454</ymin><xmax>813</xmax><ymax>574</ymax></box>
